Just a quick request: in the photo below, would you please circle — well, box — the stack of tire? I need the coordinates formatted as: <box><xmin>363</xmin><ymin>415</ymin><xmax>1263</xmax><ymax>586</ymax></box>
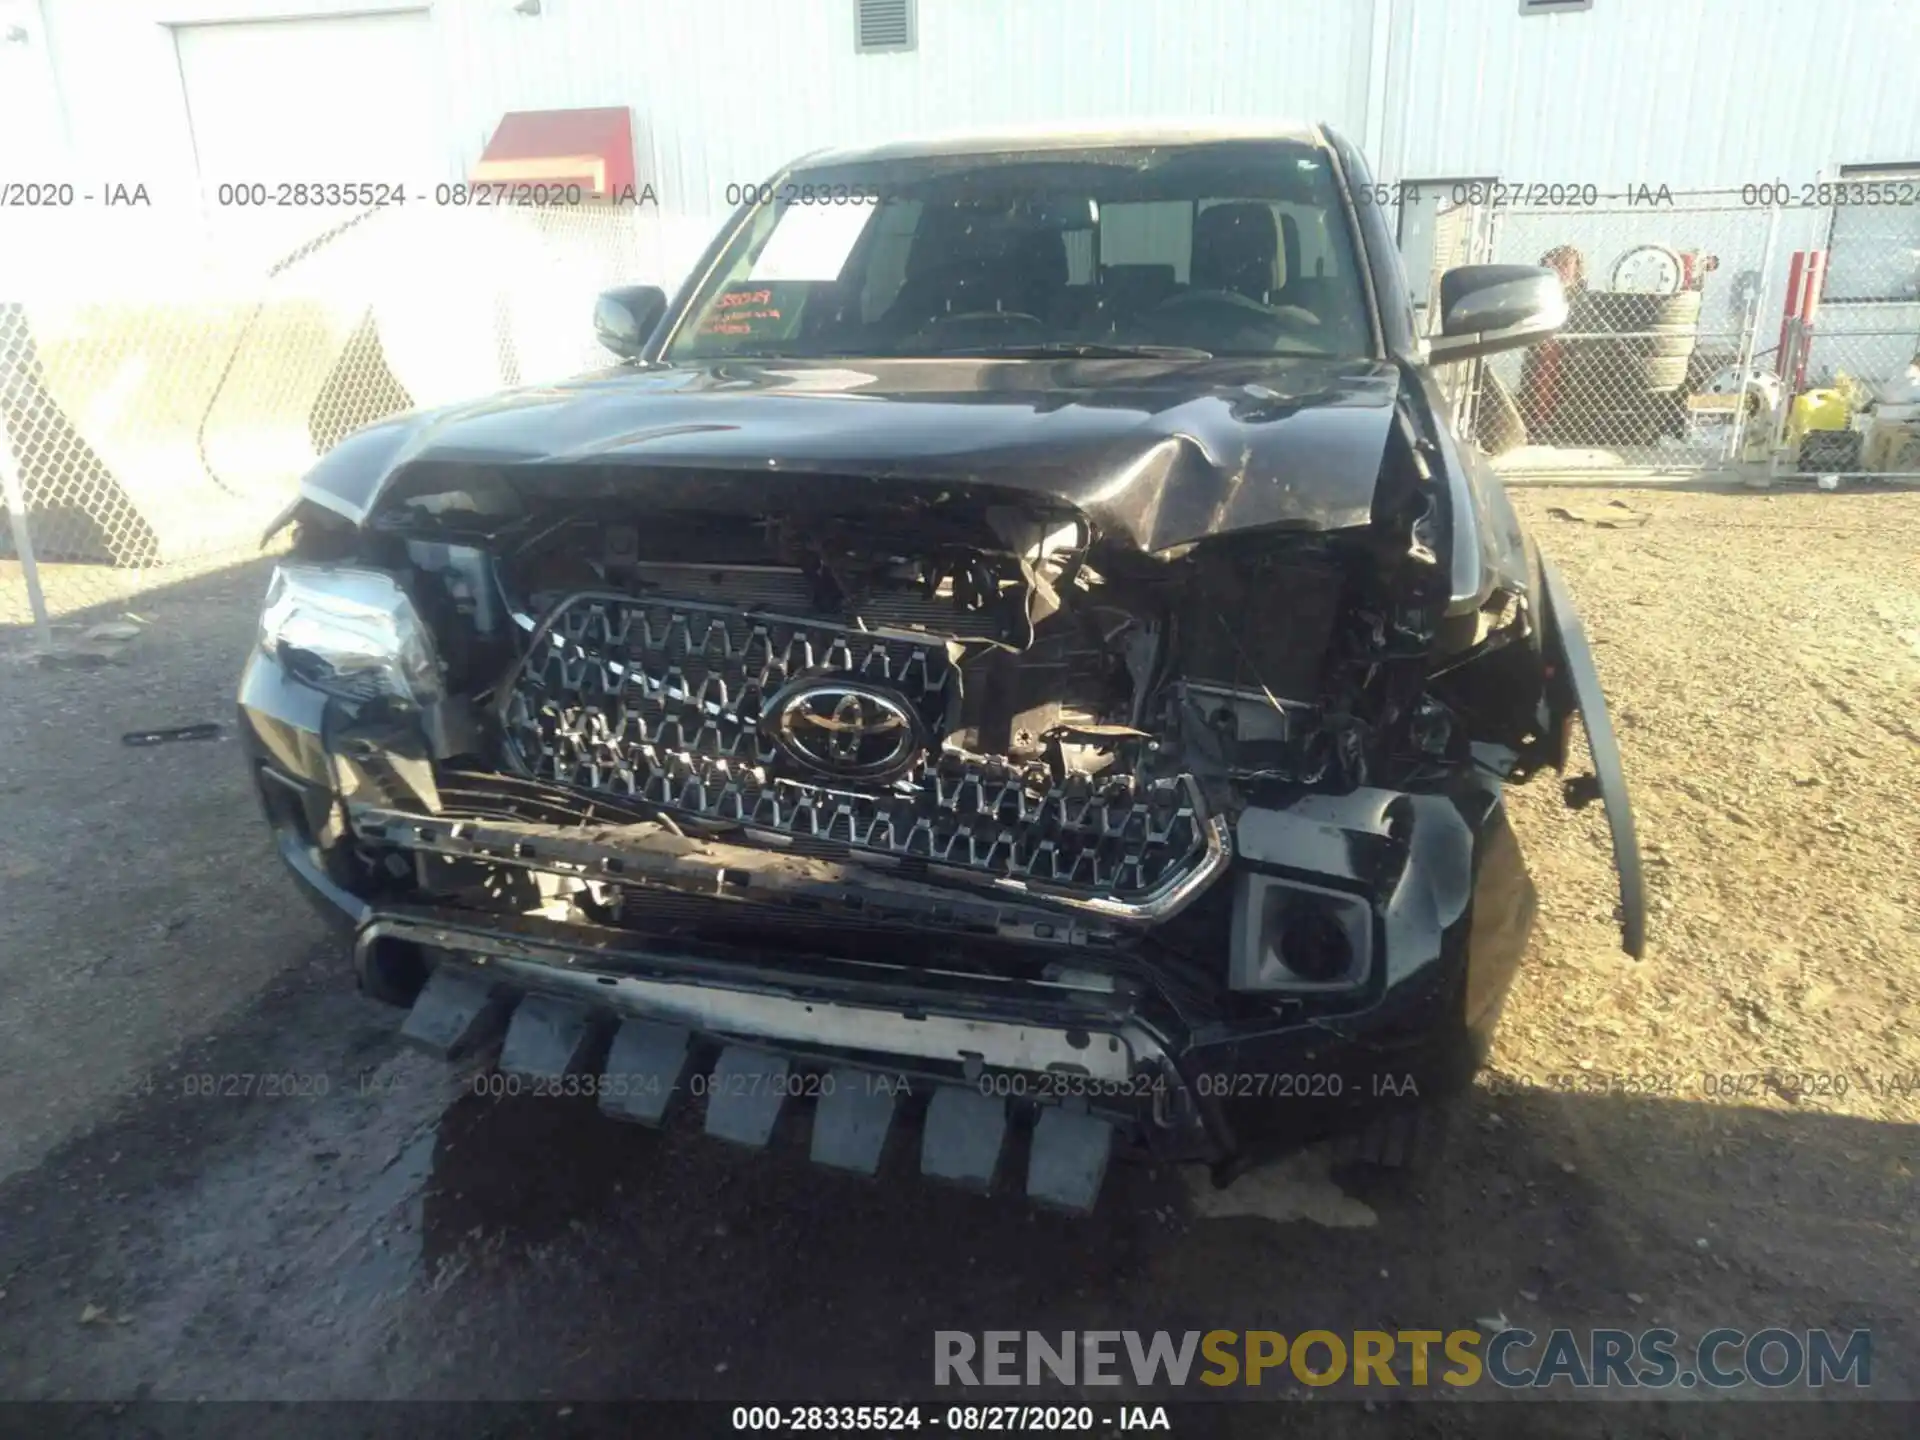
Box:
<box><xmin>1554</xmin><ymin>288</ymin><xmax>1703</xmax><ymax>445</ymax></box>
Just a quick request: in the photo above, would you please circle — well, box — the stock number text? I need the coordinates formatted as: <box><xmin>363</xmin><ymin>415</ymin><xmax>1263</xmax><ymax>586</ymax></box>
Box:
<box><xmin>1742</xmin><ymin>180</ymin><xmax>1919</xmax><ymax>207</ymax></box>
<box><xmin>725</xmin><ymin>181</ymin><xmax>881</xmax><ymax>207</ymax></box>
<box><xmin>216</xmin><ymin>181</ymin><xmax>407</xmax><ymax>208</ymax></box>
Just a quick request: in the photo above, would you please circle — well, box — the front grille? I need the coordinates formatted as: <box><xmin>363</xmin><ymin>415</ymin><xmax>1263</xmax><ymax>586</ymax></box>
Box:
<box><xmin>499</xmin><ymin>592</ymin><xmax>1215</xmax><ymax>902</ymax></box>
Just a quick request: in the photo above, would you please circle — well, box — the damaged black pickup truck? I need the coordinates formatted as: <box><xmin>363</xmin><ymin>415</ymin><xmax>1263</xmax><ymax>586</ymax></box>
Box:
<box><xmin>241</xmin><ymin>123</ymin><xmax>1643</xmax><ymax>1213</ymax></box>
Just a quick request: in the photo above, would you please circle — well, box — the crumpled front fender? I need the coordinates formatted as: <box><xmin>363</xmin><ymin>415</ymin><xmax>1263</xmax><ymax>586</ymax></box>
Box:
<box><xmin>1539</xmin><ymin>554</ymin><xmax>1647</xmax><ymax>958</ymax></box>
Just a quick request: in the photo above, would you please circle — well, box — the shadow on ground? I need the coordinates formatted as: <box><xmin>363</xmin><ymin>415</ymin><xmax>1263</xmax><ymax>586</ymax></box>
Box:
<box><xmin>0</xmin><ymin>940</ymin><xmax>1911</xmax><ymax>1424</ymax></box>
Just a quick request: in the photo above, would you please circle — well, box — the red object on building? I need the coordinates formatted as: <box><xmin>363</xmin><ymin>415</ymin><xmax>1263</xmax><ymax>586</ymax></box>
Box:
<box><xmin>471</xmin><ymin>107</ymin><xmax>636</xmax><ymax>196</ymax></box>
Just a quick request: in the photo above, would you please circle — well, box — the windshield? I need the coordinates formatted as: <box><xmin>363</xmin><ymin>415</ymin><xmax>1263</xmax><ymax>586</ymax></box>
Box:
<box><xmin>664</xmin><ymin>141</ymin><xmax>1375</xmax><ymax>363</ymax></box>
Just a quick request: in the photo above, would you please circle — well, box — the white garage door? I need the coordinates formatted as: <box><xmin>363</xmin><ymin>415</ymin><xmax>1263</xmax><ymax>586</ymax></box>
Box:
<box><xmin>174</xmin><ymin>10</ymin><xmax>443</xmax><ymax>270</ymax></box>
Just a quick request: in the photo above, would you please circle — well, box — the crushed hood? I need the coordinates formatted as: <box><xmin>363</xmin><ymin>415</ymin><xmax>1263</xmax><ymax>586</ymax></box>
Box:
<box><xmin>300</xmin><ymin>355</ymin><xmax>1404</xmax><ymax>553</ymax></box>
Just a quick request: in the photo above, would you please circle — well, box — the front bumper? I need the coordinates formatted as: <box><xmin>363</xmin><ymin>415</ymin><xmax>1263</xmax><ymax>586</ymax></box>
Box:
<box><xmin>240</xmin><ymin>646</ymin><xmax>1536</xmax><ymax>1207</ymax></box>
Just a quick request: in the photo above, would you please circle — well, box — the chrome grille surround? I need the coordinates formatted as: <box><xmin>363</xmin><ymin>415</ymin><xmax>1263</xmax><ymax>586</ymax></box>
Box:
<box><xmin>499</xmin><ymin>592</ymin><xmax>1225</xmax><ymax>910</ymax></box>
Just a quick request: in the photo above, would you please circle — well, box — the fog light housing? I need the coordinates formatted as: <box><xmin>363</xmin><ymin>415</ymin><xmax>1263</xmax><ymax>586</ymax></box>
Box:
<box><xmin>1229</xmin><ymin>875</ymin><xmax>1373</xmax><ymax>992</ymax></box>
<box><xmin>1274</xmin><ymin>891</ymin><xmax>1356</xmax><ymax>982</ymax></box>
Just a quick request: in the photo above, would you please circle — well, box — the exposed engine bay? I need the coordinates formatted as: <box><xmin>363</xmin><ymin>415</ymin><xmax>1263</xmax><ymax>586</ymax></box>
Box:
<box><xmin>295</xmin><ymin>396</ymin><xmax>1533</xmax><ymax>936</ymax></box>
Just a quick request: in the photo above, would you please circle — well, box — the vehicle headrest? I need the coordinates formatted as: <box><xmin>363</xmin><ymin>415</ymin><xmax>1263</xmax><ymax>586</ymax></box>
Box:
<box><xmin>1192</xmin><ymin>203</ymin><xmax>1280</xmax><ymax>298</ymax></box>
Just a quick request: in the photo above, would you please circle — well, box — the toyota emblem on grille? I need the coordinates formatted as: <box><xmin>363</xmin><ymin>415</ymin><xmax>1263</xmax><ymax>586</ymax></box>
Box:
<box><xmin>763</xmin><ymin>679</ymin><xmax>924</xmax><ymax>782</ymax></box>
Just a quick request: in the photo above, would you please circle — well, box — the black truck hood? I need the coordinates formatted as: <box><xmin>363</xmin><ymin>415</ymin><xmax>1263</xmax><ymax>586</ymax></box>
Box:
<box><xmin>300</xmin><ymin>355</ymin><xmax>1404</xmax><ymax>553</ymax></box>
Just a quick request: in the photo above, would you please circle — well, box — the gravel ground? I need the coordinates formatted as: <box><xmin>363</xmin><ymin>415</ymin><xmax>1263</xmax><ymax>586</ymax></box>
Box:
<box><xmin>1497</xmin><ymin>484</ymin><xmax>1920</xmax><ymax>1124</ymax></box>
<box><xmin>0</xmin><ymin>485</ymin><xmax>1914</xmax><ymax>1431</ymax></box>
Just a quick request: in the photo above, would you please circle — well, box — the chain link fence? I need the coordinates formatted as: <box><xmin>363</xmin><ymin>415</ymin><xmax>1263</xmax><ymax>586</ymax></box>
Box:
<box><xmin>1</xmin><ymin>201</ymin><xmax>679</xmax><ymax>634</ymax></box>
<box><xmin>1465</xmin><ymin>192</ymin><xmax>1780</xmax><ymax>467</ymax></box>
<box><xmin>1453</xmin><ymin>190</ymin><xmax>1920</xmax><ymax>480</ymax></box>
<box><xmin>1787</xmin><ymin>213</ymin><xmax>1920</xmax><ymax>477</ymax></box>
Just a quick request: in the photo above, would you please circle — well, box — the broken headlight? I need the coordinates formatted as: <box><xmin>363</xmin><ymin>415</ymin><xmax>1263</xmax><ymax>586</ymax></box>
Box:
<box><xmin>259</xmin><ymin>565</ymin><xmax>444</xmax><ymax>705</ymax></box>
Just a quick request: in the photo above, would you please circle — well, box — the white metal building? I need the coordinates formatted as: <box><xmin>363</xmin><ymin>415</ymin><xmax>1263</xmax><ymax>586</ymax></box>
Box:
<box><xmin>5</xmin><ymin>0</ymin><xmax>1918</xmax><ymax>254</ymax></box>
<box><xmin>1</xmin><ymin>0</ymin><xmax>1916</xmax><ymax>584</ymax></box>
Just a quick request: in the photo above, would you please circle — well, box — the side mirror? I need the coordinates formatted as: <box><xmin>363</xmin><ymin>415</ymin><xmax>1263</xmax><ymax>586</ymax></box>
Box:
<box><xmin>1426</xmin><ymin>264</ymin><xmax>1568</xmax><ymax>364</ymax></box>
<box><xmin>593</xmin><ymin>285</ymin><xmax>669</xmax><ymax>360</ymax></box>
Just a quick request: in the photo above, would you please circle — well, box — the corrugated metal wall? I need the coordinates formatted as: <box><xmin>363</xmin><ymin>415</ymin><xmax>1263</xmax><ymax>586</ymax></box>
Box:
<box><xmin>18</xmin><ymin>0</ymin><xmax>1920</xmax><ymax>291</ymax></box>
<box><xmin>1376</xmin><ymin>0</ymin><xmax>1920</xmax><ymax>188</ymax></box>
<box><xmin>428</xmin><ymin>0</ymin><xmax>1375</xmax><ymax>250</ymax></box>
<box><xmin>28</xmin><ymin>0</ymin><xmax>1920</xmax><ymax>193</ymax></box>
<box><xmin>429</xmin><ymin>0</ymin><xmax>1920</xmax><ymax>199</ymax></box>
<box><xmin>438</xmin><ymin>0</ymin><xmax>1378</xmax><ymax>171</ymax></box>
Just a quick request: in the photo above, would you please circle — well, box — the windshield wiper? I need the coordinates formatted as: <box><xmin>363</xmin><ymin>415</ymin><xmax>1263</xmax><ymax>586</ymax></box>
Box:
<box><xmin>937</xmin><ymin>342</ymin><xmax>1215</xmax><ymax>360</ymax></box>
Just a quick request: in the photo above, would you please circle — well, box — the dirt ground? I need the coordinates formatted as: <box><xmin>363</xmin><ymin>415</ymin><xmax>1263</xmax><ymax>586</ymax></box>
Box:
<box><xmin>0</xmin><ymin>483</ymin><xmax>1914</xmax><ymax>1432</ymax></box>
